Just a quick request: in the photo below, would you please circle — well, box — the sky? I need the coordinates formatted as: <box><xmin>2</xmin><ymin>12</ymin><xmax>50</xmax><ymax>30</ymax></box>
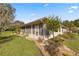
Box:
<box><xmin>11</xmin><ymin>3</ymin><xmax>79</xmax><ymax>23</ymax></box>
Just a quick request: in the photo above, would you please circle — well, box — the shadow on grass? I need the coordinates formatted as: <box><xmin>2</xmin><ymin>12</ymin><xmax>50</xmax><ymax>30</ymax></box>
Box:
<box><xmin>0</xmin><ymin>35</ymin><xmax>14</xmax><ymax>44</ymax></box>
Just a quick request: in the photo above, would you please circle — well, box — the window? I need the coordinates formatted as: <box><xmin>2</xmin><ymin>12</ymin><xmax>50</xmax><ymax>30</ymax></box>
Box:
<box><xmin>45</xmin><ymin>29</ymin><xmax>50</xmax><ymax>36</ymax></box>
<box><xmin>33</xmin><ymin>25</ymin><xmax>35</xmax><ymax>34</ymax></box>
<box><xmin>35</xmin><ymin>25</ymin><xmax>39</xmax><ymax>36</ymax></box>
<box><xmin>39</xmin><ymin>24</ymin><xmax>43</xmax><ymax>35</ymax></box>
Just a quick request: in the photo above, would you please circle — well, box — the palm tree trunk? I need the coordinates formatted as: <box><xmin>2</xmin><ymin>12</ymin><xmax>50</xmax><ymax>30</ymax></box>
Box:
<box><xmin>53</xmin><ymin>31</ymin><xmax>54</xmax><ymax>39</ymax></box>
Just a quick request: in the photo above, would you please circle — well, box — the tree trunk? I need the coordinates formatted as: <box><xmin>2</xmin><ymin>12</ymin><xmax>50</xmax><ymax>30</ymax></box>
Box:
<box><xmin>53</xmin><ymin>31</ymin><xmax>54</xmax><ymax>39</ymax></box>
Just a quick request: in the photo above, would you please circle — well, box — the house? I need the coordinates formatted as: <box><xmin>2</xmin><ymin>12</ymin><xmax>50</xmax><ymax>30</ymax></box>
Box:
<box><xmin>21</xmin><ymin>17</ymin><xmax>63</xmax><ymax>40</ymax></box>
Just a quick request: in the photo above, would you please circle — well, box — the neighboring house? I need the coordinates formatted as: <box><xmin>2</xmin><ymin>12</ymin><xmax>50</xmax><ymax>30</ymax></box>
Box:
<box><xmin>21</xmin><ymin>17</ymin><xmax>63</xmax><ymax>40</ymax></box>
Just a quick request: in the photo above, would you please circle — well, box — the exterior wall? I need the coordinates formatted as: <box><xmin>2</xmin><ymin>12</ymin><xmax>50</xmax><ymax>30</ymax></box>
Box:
<box><xmin>30</xmin><ymin>24</ymin><xmax>44</xmax><ymax>40</ymax></box>
<box><xmin>30</xmin><ymin>25</ymin><xmax>40</xmax><ymax>40</ymax></box>
<box><xmin>43</xmin><ymin>26</ymin><xmax>63</xmax><ymax>40</ymax></box>
<box><xmin>48</xmin><ymin>30</ymin><xmax>63</xmax><ymax>39</ymax></box>
<box><xmin>21</xmin><ymin>23</ymin><xmax>63</xmax><ymax>40</ymax></box>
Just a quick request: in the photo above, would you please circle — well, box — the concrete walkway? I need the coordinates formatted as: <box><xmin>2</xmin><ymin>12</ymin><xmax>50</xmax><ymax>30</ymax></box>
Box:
<box><xmin>34</xmin><ymin>40</ymin><xmax>50</xmax><ymax>56</ymax></box>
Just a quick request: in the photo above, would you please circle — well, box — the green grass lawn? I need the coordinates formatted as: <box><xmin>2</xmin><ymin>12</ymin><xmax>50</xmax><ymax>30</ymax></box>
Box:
<box><xmin>0</xmin><ymin>31</ymin><xmax>42</xmax><ymax>56</ymax></box>
<box><xmin>64</xmin><ymin>33</ymin><xmax>79</xmax><ymax>52</ymax></box>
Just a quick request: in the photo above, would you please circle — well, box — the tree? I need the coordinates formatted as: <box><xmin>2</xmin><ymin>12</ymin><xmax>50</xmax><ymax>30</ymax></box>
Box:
<box><xmin>43</xmin><ymin>16</ymin><xmax>62</xmax><ymax>56</ymax></box>
<box><xmin>44</xmin><ymin>16</ymin><xmax>61</xmax><ymax>39</ymax></box>
<box><xmin>0</xmin><ymin>3</ymin><xmax>15</xmax><ymax>32</ymax></box>
<box><xmin>63</xmin><ymin>20</ymin><xmax>76</xmax><ymax>33</ymax></box>
<box><xmin>14</xmin><ymin>20</ymin><xmax>24</xmax><ymax>34</ymax></box>
<box><xmin>73</xmin><ymin>19</ymin><xmax>79</xmax><ymax>27</ymax></box>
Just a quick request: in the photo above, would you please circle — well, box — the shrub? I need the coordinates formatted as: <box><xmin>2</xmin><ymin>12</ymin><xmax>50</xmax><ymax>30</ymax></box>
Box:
<box><xmin>37</xmin><ymin>37</ymin><xmax>43</xmax><ymax>43</ymax></box>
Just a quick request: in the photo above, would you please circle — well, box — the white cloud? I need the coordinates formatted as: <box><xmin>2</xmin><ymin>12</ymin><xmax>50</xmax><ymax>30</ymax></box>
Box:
<box><xmin>31</xmin><ymin>13</ymin><xmax>36</xmax><ymax>16</ymax></box>
<box><xmin>68</xmin><ymin>10</ymin><xmax>74</xmax><ymax>13</ymax></box>
<box><xmin>68</xmin><ymin>6</ymin><xmax>78</xmax><ymax>13</ymax></box>
<box><xmin>43</xmin><ymin>4</ymin><xmax>48</xmax><ymax>7</ymax></box>
<box><xmin>69</xmin><ymin>6</ymin><xmax>78</xmax><ymax>10</ymax></box>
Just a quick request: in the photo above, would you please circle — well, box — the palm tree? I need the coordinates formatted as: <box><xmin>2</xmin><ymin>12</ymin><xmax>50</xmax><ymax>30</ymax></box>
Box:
<box><xmin>44</xmin><ymin>16</ymin><xmax>61</xmax><ymax>39</ymax></box>
<box><xmin>43</xmin><ymin>16</ymin><xmax>62</xmax><ymax>56</ymax></box>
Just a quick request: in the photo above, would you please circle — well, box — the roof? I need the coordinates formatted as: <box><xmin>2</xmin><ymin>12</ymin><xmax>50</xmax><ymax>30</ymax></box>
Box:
<box><xmin>21</xmin><ymin>17</ymin><xmax>47</xmax><ymax>28</ymax></box>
